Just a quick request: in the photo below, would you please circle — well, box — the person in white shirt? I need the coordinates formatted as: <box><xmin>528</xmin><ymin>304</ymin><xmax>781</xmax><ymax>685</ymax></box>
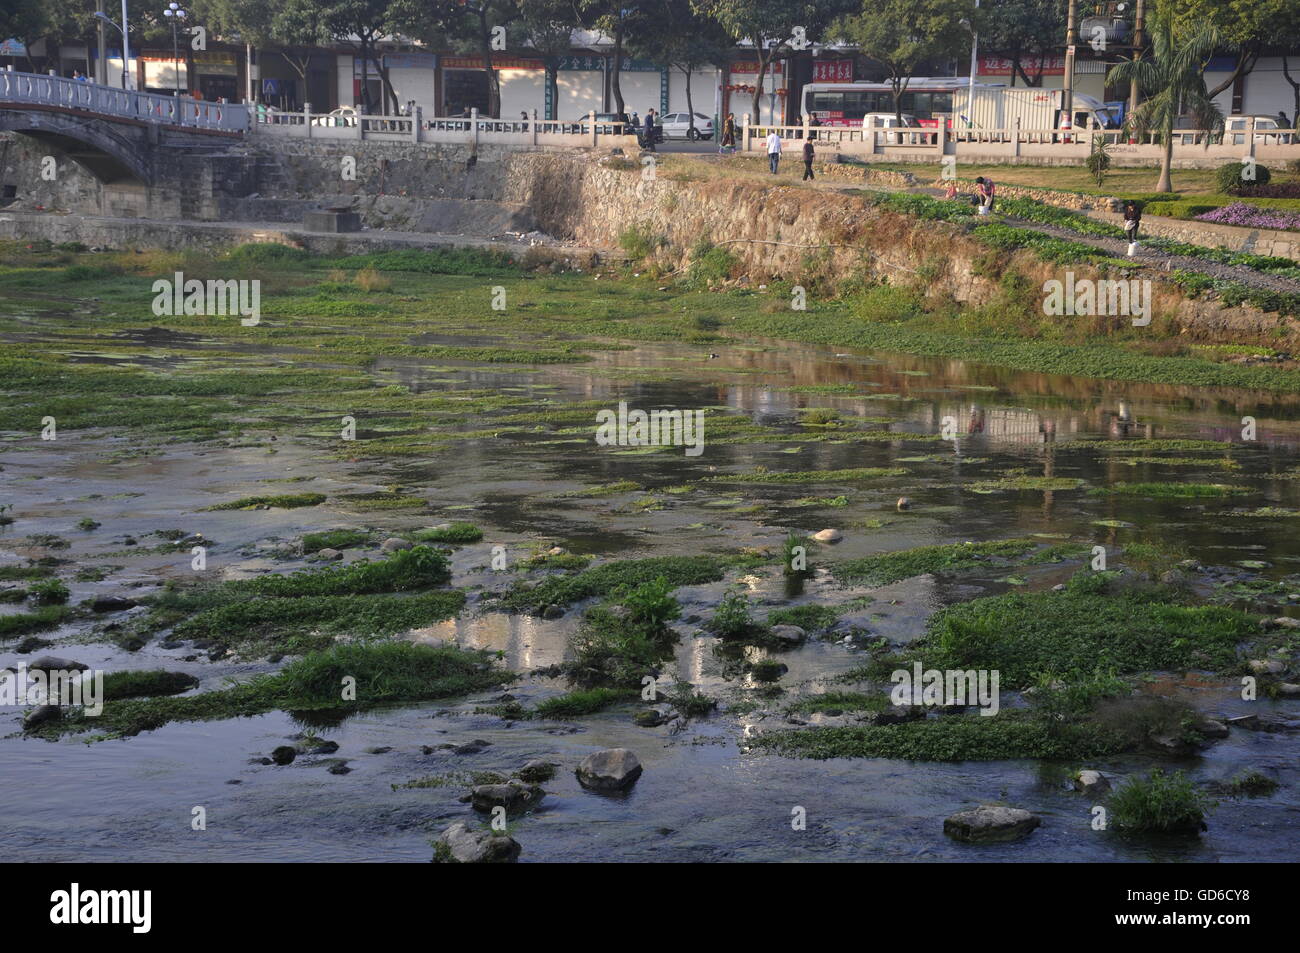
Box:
<box><xmin>766</xmin><ymin>130</ymin><xmax>782</xmax><ymax>173</ymax></box>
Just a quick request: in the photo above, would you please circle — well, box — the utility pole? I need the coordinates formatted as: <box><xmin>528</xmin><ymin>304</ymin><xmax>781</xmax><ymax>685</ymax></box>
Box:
<box><xmin>1129</xmin><ymin>0</ymin><xmax>1145</xmax><ymax>121</ymax></box>
<box><xmin>1063</xmin><ymin>0</ymin><xmax>1077</xmax><ymax>121</ymax></box>
<box><xmin>121</xmin><ymin>0</ymin><xmax>132</xmax><ymax>89</ymax></box>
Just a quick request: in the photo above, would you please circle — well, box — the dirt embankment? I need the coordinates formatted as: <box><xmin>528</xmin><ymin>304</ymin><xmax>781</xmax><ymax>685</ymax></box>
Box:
<box><xmin>501</xmin><ymin>152</ymin><xmax>1300</xmax><ymax>350</ymax></box>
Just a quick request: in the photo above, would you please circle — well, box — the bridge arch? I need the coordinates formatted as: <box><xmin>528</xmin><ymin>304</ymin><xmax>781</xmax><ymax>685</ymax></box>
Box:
<box><xmin>0</xmin><ymin>108</ymin><xmax>150</xmax><ymax>185</ymax></box>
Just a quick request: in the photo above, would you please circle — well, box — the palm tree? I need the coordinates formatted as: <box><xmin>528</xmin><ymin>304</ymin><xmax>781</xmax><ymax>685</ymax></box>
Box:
<box><xmin>1107</xmin><ymin>2</ymin><xmax>1223</xmax><ymax>194</ymax></box>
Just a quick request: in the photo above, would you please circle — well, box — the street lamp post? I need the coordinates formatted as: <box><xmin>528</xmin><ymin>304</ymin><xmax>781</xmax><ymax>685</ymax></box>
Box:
<box><xmin>163</xmin><ymin>3</ymin><xmax>187</xmax><ymax>96</ymax></box>
<box><xmin>92</xmin><ymin>6</ymin><xmax>131</xmax><ymax>90</ymax></box>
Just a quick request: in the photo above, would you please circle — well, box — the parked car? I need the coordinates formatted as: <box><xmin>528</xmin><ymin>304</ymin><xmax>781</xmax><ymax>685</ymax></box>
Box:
<box><xmin>659</xmin><ymin>111</ymin><xmax>713</xmax><ymax>140</ymax></box>
<box><xmin>861</xmin><ymin>112</ymin><xmax>924</xmax><ymax>144</ymax></box>
<box><xmin>1224</xmin><ymin>115</ymin><xmax>1289</xmax><ymax>145</ymax></box>
<box><xmin>311</xmin><ymin>106</ymin><xmax>358</xmax><ymax>127</ymax></box>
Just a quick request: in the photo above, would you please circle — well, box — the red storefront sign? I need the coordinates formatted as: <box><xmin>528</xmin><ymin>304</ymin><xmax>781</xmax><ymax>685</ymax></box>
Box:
<box><xmin>729</xmin><ymin>61</ymin><xmax>783</xmax><ymax>74</ymax></box>
<box><xmin>812</xmin><ymin>59</ymin><xmax>853</xmax><ymax>82</ymax></box>
<box><xmin>978</xmin><ymin>55</ymin><xmax>1065</xmax><ymax>76</ymax></box>
<box><xmin>442</xmin><ymin>56</ymin><xmax>544</xmax><ymax>70</ymax></box>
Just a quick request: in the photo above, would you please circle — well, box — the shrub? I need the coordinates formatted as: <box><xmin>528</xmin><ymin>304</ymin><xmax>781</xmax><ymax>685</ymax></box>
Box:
<box><xmin>411</xmin><ymin>522</ymin><xmax>483</xmax><ymax>544</ymax></box>
<box><xmin>1215</xmin><ymin>160</ymin><xmax>1271</xmax><ymax>194</ymax></box>
<box><xmin>1109</xmin><ymin>769</ymin><xmax>1211</xmax><ymax>834</ymax></box>
<box><xmin>353</xmin><ymin>266</ymin><xmax>392</xmax><ymax>292</ymax></box>
<box><xmin>618</xmin><ymin>224</ymin><xmax>664</xmax><ymax>259</ymax></box>
<box><xmin>28</xmin><ymin>577</ymin><xmax>70</xmax><ymax>606</ymax></box>
<box><xmin>1086</xmin><ymin>136</ymin><xmax>1111</xmax><ymax>186</ymax></box>
<box><xmin>615</xmin><ymin>575</ymin><xmax>681</xmax><ymax>633</ymax></box>
<box><xmin>686</xmin><ymin>240</ymin><xmax>737</xmax><ymax>285</ymax></box>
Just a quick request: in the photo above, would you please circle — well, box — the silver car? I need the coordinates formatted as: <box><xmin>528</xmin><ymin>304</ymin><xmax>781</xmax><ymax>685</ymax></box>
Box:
<box><xmin>659</xmin><ymin>111</ymin><xmax>713</xmax><ymax>140</ymax></box>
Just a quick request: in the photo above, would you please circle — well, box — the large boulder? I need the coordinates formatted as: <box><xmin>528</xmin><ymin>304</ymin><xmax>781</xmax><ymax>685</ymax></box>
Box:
<box><xmin>433</xmin><ymin>822</ymin><xmax>521</xmax><ymax>864</ymax></box>
<box><xmin>769</xmin><ymin>625</ymin><xmax>806</xmax><ymax>647</ymax></box>
<box><xmin>1072</xmin><ymin>770</ymin><xmax>1111</xmax><ymax>795</ymax></box>
<box><xmin>944</xmin><ymin>805</ymin><xmax>1041</xmax><ymax>843</ymax></box>
<box><xmin>576</xmin><ymin>748</ymin><xmax>643</xmax><ymax>792</ymax></box>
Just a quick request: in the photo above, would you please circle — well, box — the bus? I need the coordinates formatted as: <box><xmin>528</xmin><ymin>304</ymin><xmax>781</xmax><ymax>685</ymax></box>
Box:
<box><xmin>802</xmin><ymin>78</ymin><xmax>988</xmax><ymax>129</ymax></box>
<box><xmin>802</xmin><ymin>79</ymin><xmax>1119</xmax><ymax>132</ymax></box>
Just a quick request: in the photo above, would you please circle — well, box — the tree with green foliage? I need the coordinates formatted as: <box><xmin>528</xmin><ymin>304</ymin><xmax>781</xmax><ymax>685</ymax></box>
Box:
<box><xmin>1107</xmin><ymin>2</ymin><xmax>1223</xmax><ymax>194</ymax></box>
<box><xmin>628</xmin><ymin>0</ymin><xmax>732</xmax><ymax>133</ymax></box>
<box><xmin>518</xmin><ymin>0</ymin><xmax>581</xmax><ymax>120</ymax></box>
<box><xmin>979</xmin><ymin>0</ymin><xmax>1064</xmax><ymax>88</ymax></box>
<box><xmin>391</xmin><ymin>0</ymin><xmax>523</xmax><ymax>117</ymax></box>
<box><xmin>1171</xmin><ymin>0</ymin><xmax>1289</xmax><ymax>100</ymax></box>
<box><xmin>833</xmin><ymin>0</ymin><xmax>970</xmax><ymax>125</ymax></box>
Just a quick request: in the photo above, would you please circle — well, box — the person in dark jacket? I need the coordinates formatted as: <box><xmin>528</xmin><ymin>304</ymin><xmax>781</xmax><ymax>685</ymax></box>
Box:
<box><xmin>802</xmin><ymin>139</ymin><xmax>815</xmax><ymax>180</ymax></box>
<box><xmin>1122</xmin><ymin>200</ymin><xmax>1142</xmax><ymax>243</ymax></box>
<box><xmin>643</xmin><ymin>109</ymin><xmax>657</xmax><ymax>151</ymax></box>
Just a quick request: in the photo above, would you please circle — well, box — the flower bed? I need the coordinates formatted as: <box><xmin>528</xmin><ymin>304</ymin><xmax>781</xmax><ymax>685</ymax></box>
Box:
<box><xmin>1196</xmin><ymin>202</ymin><xmax>1300</xmax><ymax>232</ymax></box>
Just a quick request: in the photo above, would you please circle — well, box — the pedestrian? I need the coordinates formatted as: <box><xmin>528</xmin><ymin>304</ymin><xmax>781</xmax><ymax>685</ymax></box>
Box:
<box><xmin>73</xmin><ymin>70</ymin><xmax>87</xmax><ymax>82</ymax></box>
<box><xmin>721</xmin><ymin>113</ymin><xmax>735</xmax><ymax>152</ymax></box>
<box><xmin>801</xmin><ymin>137</ymin><xmax>815</xmax><ymax>180</ymax></box>
<box><xmin>1122</xmin><ymin>199</ymin><xmax>1141</xmax><ymax>244</ymax></box>
<box><xmin>766</xmin><ymin>128</ymin><xmax>782</xmax><ymax>173</ymax></box>
<box><xmin>944</xmin><ymin>179</ymin><xmax>959</xmax><ymax>200</ymax></box>
<box><xmin>808</xmin><ymin>113</ymin><xmax>821</xmax><ymax>141</ymax></box>
<box><xmin>975</xmin><ymin>175</ymin><xmax>995</xmax><ymax>213</ymax></box>
<box><xmin>643</xmin><ymin>109</ymin><xmax>656</xmax><ymax>151</ymax></box>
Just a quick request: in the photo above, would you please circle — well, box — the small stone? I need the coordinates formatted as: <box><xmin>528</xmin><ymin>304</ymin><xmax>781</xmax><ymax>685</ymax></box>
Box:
<box><xmin>547</xmin><ymin>546</ymin><xmax>566</xmax><ymax>556</ymax></box>
<box><xmin>944</xmin><ymin>805</ymin><xmax>1040</xmax><ymax>843</ymax></box>
<box><xmin>896</xmin><ymin>497</ymin><xmax>912</xmax><ymax>510</ymax></box>
<box><xmin>516</xmin><ymin>760</ymin><xmax>557</xmax><ymax>783</ymax></box>
<box><xmin>634</xmin><ymin>708</ymin><xmax>669</xmax><ymax>727</ymax></box>
<box><xmin>576</xmin><ymin>748</ymin><xmax>643</xmax><ymax>792</ymax></box>
<box><xmin>327</xmin><ymin>762</ymin><xmax>352</xmax><ymax>775</ymax></box>
<box><xmin>1051</xmin><ymin>584</ymin><xmax>1067</xmax><ymax>591</ymax></box>
<box><xmin>1277</xmin><ymin>683</ymin><xmax>1300</xmax><ymax>696</ymax></box>
<box><xmin>25</xmin><ymin>656</ymin><xmax>89</xmax><ymax>674</ymax></box>
<box><xmin>315</xmin><ymin>548</ymin><xmax>343</xmax><ymax>561</ymax></box>
<box><xmin>541</xmin><ymin>604</ymin><xmax>565</xmax><ymax>620</ymax></box>
<box><xmin>23</xmin><ymin>705</ymin><xmax>61</xmax><ymax>729</ymax></box>
<box><xmin>271</xmin><ymin>745</ymin><xmax>297</xmax><ymax>765</ymax></box>
<box><xmin>381</xmin><ymin>537</ymin><xmax>412</xmax><ymax>552</ymax></box>
<box><xmin>1249</xmin><ymin>659</ymin><xmax>1286</xmax><ymax>675</ymax></box>
<box><xmin>433</xmin><ymin>822</ymin><xmax>520</xmax><ymax>864</ymax></box>
<box><xmin>91</xmin><ymin>595</ymin><xmax>137</xmax><ymax>613</ymax></box>
<box><xmin>1192</xmin><ymin>718</ymin><xmax>1229</xmax><ymax>739</ymax></box>
<box><xmin>1273</xmin><ymin>617</ymin><xmax>1300</xmax><ymax>629</ymax></box>
<box><xmin>1072</xmin><ymin>770</ymin><xmax>1111</xmax><ymax>794</ymax></box>
<box><xmin>811</xmin><ymin>528</ymin><xmax>842</xmax><ymax>543</ymax></box>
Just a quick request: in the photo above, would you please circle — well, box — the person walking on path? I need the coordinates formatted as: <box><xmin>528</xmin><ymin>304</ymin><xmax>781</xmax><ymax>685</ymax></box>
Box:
<box><xmin>1122</xmin><ymin>199</ymin><xmax>1142</xmax><ymax>244</ymax></box>
<box><xmin>721</xmin><ymin>113</ymin><xmax>735</xmax><ymax>152</ymax></box>
<box><xmin>766</xmin><ymin>129</ymin><xmax>782</xmax><ymax>173</ymax></box>
<box><xmin>801</xmin><ymin>138</ymin><xmax>815</xmax><ymax>180</ymax></box>
<box><xmin>643</xmin><ymin>109</ymin><xmax>657</xmax><ymax>151</ymax></box>
<box><xmin>975</xmin><ymin>175</ymin><xmax>995</xmax><ymax>213</ymax></box>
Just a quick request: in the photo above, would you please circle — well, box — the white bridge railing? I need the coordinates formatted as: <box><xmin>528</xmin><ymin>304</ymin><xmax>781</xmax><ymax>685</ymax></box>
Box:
<box><xmin>0</xmin><ymin>68</ymin><xmax>249</xmax><ymax>133</ymax></box>
<box><xmin>252</xmin><ymin>105</ymin><xmax>638</xmax><ymax>148</ymax></box>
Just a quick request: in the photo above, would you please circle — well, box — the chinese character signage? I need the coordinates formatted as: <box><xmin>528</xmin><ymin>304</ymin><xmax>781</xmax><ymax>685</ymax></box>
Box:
<box><xmin>978</xmin><ymin>55</ymin><xmax>1065</xmax><ymax>76</ymax></box>
<box><xmin>812</xmin><ymin>59</ymin><xmax>854</xmax><ymax>82</ymax></box>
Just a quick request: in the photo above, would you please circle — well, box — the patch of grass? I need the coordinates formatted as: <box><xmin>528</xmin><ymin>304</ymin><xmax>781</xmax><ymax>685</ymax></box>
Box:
<box><xmin>0</xmin><ymin>566</ymin><xmax>55</xmax><ymax>582</ymax></box>
<box><xmin>787</xmin><ymin>691</ymin><xmax>888</xmax><ymax>715</ymax></box>
<box><xmin>27</xmin><ymin>577</ymin><xmax>70</xmax><ymax>605</ymax></box>
<box><xmin>704</xmin><ymin>467</ymin><xmax>908</xmax><ymax>484</ymax></box>
<box><xmin>535</xmin><ymin>687</ymin><xmax>636</xmax><ymax>718</ymax></box>
<box><xmin>410</xmin><ymin>522</ymin><xmax>483</xmax><ymax>544</ymax></box>
<box><xmin>833</xmin><ymin>538</ymin><xmax>1040</xmax><ymax>587</ymax></box>
<box><xmin>205</xmin><ymin>493</ymin><xmax>326</xmax><ymax>510</ymax></box>
<box><xmin>501</xmin><ymin>555</ymin><xmax>725</xmax><ymax>613</ymax></box>
<box><xmin>1089</xmin><ymin>482</ymin><xmax>1250</xmax><ymax>498</ymax></box>
<box><xmin>36</xmin><ymin>643</ymin><xmax>509</xmax><ymax>738</ymax></box>
<box><xmin>766</xmin><ymin>604</ymin><xmax>840</xmax><ymax>631</ymax></box>
<box><xmin>302</xmin><ymin>528</ymin><xmax>369</xmax><ymax>553</ymax></box>
<box><xmin>102</xmin><ymin>670</ymin><xmax>200</xmax><ymax>701</ymax></box>
<box><xmin>0</xmin><ymin>605</ymin><xmax>73</xmax><ymax>637</ymax></box>
<box><xmin>921</xmin><ymin>576</ymin><xmax>1257</xmax><ymax>688</ymax></box>
<box><xmin>1109</xmin><ymin>769</ymin><xmax>1212</xmax><ymax>834</ymax></box>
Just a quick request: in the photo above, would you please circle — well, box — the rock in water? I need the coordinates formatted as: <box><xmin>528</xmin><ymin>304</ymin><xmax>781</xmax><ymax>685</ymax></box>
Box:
<box><xmin>896</xmin><ymin>497</ymin><xmax>911</xmax><ymax>511</ymax></box>
<box><xmin>380</xmin><ymin>537</ymin><xmax>412</xmax><ymax>552</ymax></box>
<box><xmin>26</xmin><ymin>656</ymin><xmax>89</xmax><ymax>673</ymax></box>
<box><xmin>1072</xmin><ymin>770</ymin><xmax>1111</xmax><ymax>794</ymax></box>
<box><xmin>470</xmin><ymin>781</ymin><xmax>545</xmax><ymax>815</ymax></box>
<box><xmin>271</xmin><ymin>745</ymin><xmax>297</xmax><ymax>766</ymax></box>
<box><xmin>576</xmin><ymin>748</ymin><xmax>643</xmax><ymax>792</ymax></box>
<box><xmin>434</xmin><ymin>822</ymin><xmax>521</xmax><ymax>864</ymax></box>
<box><xmin>516</xmin><ymin>760</ymin><xmax>557</xmax><ymax>783</ymax></box>
<box><xmin>811</xmin><ymin>528</ymin><xmax>842</xmax><ymax>543</ymax></box>
<box><xmin>769</xmin><ymin>624</ymin><xmax>806</xmax><ymax>647</ymax></box>
<box><xmin>944</xmin><ymin>805</ymin><xmax>1040</xmax><ymax>843</ymax></box>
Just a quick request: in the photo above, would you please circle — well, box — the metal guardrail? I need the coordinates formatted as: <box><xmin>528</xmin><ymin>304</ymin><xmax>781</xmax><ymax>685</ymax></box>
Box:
<box><xmin>0</xmin><ymin>69</ymin><xmax>249</xmax><ymax>133</ymax></box>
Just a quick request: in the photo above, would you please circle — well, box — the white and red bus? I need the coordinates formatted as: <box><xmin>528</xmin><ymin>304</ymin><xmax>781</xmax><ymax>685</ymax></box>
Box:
<box><xmin>802</xmin><ymin>78</ymin><xmax>1000</xmax><ymax>129</ymax></box>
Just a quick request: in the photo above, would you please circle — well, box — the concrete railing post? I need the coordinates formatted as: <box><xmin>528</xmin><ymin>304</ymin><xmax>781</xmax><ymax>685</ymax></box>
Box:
<box><xmin>742</xmin><ymin>113</ymin><xmax>750</xmax><ymax>152</ymax></box>
<box><xmin>303</xmin><ymin>102</ymin><xmax>312</xmax><ymax>138</ymax></box>
<box><xmin>411</xmin><ymin>105</ymin><xmax>421</xmax><ymax>143</ymax></box>
<box><xmin>589</xmin><ymin>110</ymin><xmax>597</xmax><ymax>147</ymax></box>
<box><xmin>937</xmin><ymin>119</ymin><xmax>947</xmax><ymax>154</ymax></box>
<box><xmin>471</xmin><ymin>107</ymin><xmax>479</xmax><ymax>148</ymax></box>
<box><xmin>1248</xmin><ymin>116</ymin><xmax>1257</xmax><ymax>158</ymax></box>
<box><xmin>802</xmin><ymin>114</ymin><xmax>809</xmax><ymax>141</ymax></box>
<box><xmin>532</xmin><ymin>108</ymin><xmax>538</xmax><ymax>146</ymax></box>
<box><xmin>1014</xmin><ymin>117</ymin><xmax>1021</xmax><ymax>158</ymax></box>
